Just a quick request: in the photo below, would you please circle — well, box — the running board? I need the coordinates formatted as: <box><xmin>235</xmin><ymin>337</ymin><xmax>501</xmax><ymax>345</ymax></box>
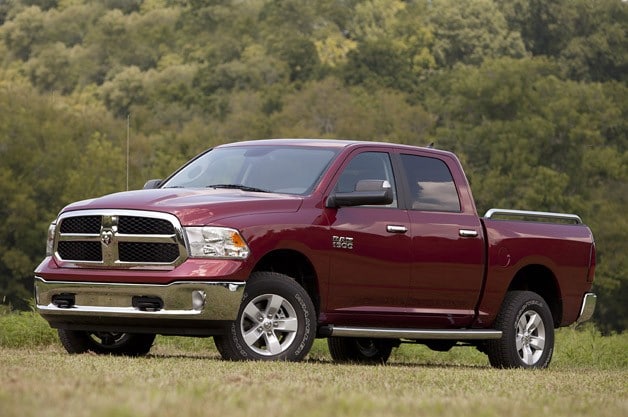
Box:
<box><xmin>327</xmin><ymin>326</ymin><xmax>502</xmax><ymax>340</ymax></box>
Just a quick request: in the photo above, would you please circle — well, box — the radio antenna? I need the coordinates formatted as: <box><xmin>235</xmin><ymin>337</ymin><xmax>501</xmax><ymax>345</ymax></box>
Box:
<box><xmin>126</xmin><ymin>113</ymin><xmax>130</xmax><ymax>191</ymax></box>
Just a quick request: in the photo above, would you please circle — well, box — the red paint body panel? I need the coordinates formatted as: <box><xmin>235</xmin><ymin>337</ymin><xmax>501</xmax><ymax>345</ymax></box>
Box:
<box><xmin>479</xmin><ymin>219</ymin><xmax>595</xmax><ymax>326</ymax></box>
<box><xmin>35</xmin><ymin>256</ymin><xmax>250</xmax><ymax>284</ymax></box>
<box><xmin>36</xmin><ymin>139</ymin><xmax>595</xmax><ymax>331</ymax></box>
<box><xmin>63</xmin><ymin>188</ymin><xmax>304</xmax><ymax>225</ymax></box>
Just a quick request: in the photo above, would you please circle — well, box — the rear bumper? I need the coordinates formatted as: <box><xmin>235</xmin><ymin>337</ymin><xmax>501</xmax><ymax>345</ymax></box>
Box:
<box><xmin>575</xmin><ymin>292</ymin><xmax>597</xmax><ymax>324</ymax></box>
<box><xmin>34</xmin><ymin>276</ymin><xmax>245</xmax><ymax>334</ymax></box>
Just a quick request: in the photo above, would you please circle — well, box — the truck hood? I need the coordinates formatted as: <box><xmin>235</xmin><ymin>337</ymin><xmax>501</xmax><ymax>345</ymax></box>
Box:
<box><xmin>61</xmin><ymin>188</ymin><xmax>304</xmax><ymax>225</ymax></box>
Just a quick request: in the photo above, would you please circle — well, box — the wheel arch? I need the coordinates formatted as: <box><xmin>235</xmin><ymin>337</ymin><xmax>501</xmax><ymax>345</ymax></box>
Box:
<box><xmin>507</xmin><ymin>264</ymin><xmax>562</xmax><ymax>327</ymax></box>
<box><xmin>252</xmin><ymin>249</ymin><xmax>320</xmax><ymax>316</ymax></box>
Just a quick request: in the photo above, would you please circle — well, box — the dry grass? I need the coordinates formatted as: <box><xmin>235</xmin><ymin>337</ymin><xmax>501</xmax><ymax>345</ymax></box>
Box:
<box><xmin>1</xmin><ymin>314</ymin><xmax>626</xmax><ymax>417</ymax></box>
<box><xmin>1</xmin><ymin>340</ymin><xmax>626</xmax><ymax>417</ymax></box>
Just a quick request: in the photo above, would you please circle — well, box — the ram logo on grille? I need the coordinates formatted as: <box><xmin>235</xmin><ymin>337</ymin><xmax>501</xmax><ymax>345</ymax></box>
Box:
<box><xmin>54</xmin><ymin>210</ymin><xmax>187</xmax><ymax>269</ymax></box>
<box><xmin>101</xmin><ymin>231</ymin><xmax>113</xmax><ymax>246</ymax></box>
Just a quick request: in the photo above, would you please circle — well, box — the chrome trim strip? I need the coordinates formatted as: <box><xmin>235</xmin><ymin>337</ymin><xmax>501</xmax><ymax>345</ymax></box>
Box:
<box><xmin>34</xmin><ymin>276</ymin><xmax>245</xmax><ymax>321</ymax></box>
<box><xmin>330</xmin><ymin>326</ymin><xmax>502</xmax><ymax>340</ymax></box>
<box><xmin>484</xmin><ymin>208</ymin><xmax>582</xmax><ymax>224</ymax></box>
<box><xmin>576</xmin><ymin>292</ymin><xmax>597</xmax><ymax>324</ymax></box>
<box><xmin>37</xmin><ymin>304</ymin><xmax>204</xmax><ymax>317</ymax></box>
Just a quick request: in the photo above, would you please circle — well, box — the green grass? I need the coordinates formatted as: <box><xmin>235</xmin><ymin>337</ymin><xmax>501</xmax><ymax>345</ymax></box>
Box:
<box><xmin>1</xmin><ymin>313</ymin><xmax>626</xmax><ymax>417</ymax></box>
<box><xmin>0</xmin><ymin>311</ymin><xmax>60</xmax><ymax>348</ymax></box>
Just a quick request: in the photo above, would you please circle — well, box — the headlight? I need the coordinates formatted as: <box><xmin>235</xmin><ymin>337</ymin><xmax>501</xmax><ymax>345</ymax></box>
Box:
<box><xmin>184</xmin><ymin>227</ymin><xmax>250</xmax><ymax>259</ymax></box>
<box><xmin>46</xmin><ymin>222</ymin><xmax>57</xmax><ymax>257</ymax></box>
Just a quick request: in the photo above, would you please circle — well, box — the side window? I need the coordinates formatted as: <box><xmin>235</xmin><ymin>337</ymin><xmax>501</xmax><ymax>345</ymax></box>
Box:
<box><xmin>400</xmin><ymin>154</ymin><xmax>461</xmax><ymax>212</ymax></box>
<box><xmin>335</xmin><ymin>152</ymin><xmax>397</xmax><ymax>207</ymax></box>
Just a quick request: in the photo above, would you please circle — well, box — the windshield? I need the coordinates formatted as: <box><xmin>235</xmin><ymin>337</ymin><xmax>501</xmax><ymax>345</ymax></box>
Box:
<box><xmin>161</xmin><ymin>145</ymin><xmax>339</xmax><ymax>195</ymax></box>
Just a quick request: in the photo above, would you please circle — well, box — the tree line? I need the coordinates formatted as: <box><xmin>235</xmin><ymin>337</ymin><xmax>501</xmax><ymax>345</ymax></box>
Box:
<box><xmin>0</xmin><ymin>0</ymin><xmax>626</xmax><ymax>332</ymax></box>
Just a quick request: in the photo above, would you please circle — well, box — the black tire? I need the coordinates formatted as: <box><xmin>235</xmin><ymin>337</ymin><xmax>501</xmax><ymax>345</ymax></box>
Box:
<box><xmin>57</xmin><ymin>329</ymin><xmax>155</xmax><ymax>356</ymax></box>
<box><xmin>327</xmin><ymin>337</ymin><xmax>394</xmax><ymax>364</ymax></box>
<box><xmin>486</xmin><ymin>291</ymin><xmax>555</xmax><ymax>369</ymax></box>
<box><xmin>213</xmin><ymin>271</ymin><xmax>316</xmax><ymax>361</ymax></box>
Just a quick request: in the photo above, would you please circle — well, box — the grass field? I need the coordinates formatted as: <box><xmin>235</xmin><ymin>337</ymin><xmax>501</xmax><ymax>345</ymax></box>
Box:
<box><xmin>1</xmin><ymin>312</ymin><xmax>626</xmax><ymax>417</ymax></box>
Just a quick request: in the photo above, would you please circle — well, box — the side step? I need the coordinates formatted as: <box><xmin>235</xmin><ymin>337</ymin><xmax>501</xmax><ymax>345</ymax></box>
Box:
<box><xmin>326</xmin><ymin>325</ymin><xmax>502</xmax><ymax>340</ymax></box>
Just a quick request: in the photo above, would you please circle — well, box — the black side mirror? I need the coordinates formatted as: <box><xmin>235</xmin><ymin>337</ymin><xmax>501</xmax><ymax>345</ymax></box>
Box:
<box><xmin>143</xmin><ymin>179</ymin><xmax>163</xmax><ymax>189</ymax></box>
<box><xmin>325</xmin><ymin>180</ymin><xmax>393</xmax><ymax>208</ymax></box>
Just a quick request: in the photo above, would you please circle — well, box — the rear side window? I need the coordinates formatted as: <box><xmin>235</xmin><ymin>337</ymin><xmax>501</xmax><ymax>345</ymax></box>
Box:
<box><xmin>400</xmin><ymin>154</ymin><xmax>461</xmax><ymax>212</ymax></box>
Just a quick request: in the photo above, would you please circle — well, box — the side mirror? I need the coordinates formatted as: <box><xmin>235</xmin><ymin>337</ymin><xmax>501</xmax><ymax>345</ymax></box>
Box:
<box><xmin>143</xmin><ymin>179</ymin><xmax>163</xmax><ymax>189</ymax></box>
<box><xmin>325</xmin><ymin>180</ymin><xmax>393</xmax><ymax>208</ymax></box>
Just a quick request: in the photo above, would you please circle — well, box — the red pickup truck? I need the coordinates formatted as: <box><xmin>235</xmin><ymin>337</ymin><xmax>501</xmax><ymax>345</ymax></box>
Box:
<box><xmin>35</xmin><ymin>139</ymin><xmax>596</xmax><ymax>368</ymax></box>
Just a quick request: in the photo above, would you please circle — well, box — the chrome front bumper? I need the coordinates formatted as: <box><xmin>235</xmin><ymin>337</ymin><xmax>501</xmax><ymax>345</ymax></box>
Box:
<box><xmin>576</xmin><ymin>292</ymin><xmax>597</xmax><ymax>324</ymax></box>
<box><xmin>34</xmin><ymin>276</ymin><xmax>245</xmax><ymax>322</ymax></box>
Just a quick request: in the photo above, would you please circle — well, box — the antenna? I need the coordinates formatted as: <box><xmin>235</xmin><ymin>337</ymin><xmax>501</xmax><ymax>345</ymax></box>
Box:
<box><xmin>126</xmin><ymin>113</ymin><xmax>130</xmax><ymax>191</ymax></box>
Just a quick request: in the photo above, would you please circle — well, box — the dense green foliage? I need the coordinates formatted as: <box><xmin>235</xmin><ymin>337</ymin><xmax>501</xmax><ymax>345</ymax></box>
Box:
<box><xmin>0</xmin><ymin>0</ymin><xmax>625</xmax><ymax>331</ymax></box>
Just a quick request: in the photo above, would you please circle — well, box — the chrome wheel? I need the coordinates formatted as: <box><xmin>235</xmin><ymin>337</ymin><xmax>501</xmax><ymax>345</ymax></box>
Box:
<box><xmin>327</xmin><ymin>337</ymin><xmax>394</xmax><ymax>364</ymax></box>
<box><xmin>57</xmin><ymin>329</ymin><xmax>155</xmax><ymax>356</ymax></box>
<box><xmin>355</xmin><ymin>339</ymin><xmax>380</xmax><ymax>357</ymax></box>
<box><xmin>88</xmin><ymin>332</ymin><xmax>131</xmax><ymax>348</ymax></box>
<box><xmin>240</xmin><ymin>293</ymin><xmax>299</xmax><ymax>356</ymax></box>
<box><xmin>516</xmin><ymin>310</ymin><xmax>546</xmax><ymax>366</ymax></box>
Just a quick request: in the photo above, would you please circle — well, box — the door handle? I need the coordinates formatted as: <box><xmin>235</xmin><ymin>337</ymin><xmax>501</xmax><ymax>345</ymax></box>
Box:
<box><xmin>459</xmin><ymin>229</ymin><xmax>478</xmax><ymax>238</ymax></box>
<box><xmin>387</xmin><ymin>225</ymin><xmax>408</xmax><ymax>233</ymax></box>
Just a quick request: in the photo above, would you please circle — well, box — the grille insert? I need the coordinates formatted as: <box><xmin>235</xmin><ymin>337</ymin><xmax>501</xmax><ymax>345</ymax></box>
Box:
<box><xmin>119</xmin><ymin>242</ymin><xmax>180</xmax><ymax>263</ymax></box>
<box><xmin>118</xmin><ymin>216</ymin><xmax>175</xmax><ymax>235</ymax></box>
<box><xmin>59</xmin><ymin>216</ymin><xmax>101</xmax><ymax>234</ymax></box>
<box><xmin>57</xmin><ymin>241</ymin><xmax>102</xmax><ymax>261</ymax></box>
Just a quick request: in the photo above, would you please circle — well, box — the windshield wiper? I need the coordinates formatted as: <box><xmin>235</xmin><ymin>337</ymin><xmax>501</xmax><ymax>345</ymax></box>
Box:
<box><xmin>207</xmin><ymin>184</ymin><xmax>271</xmax><ymax>193</ymax></box>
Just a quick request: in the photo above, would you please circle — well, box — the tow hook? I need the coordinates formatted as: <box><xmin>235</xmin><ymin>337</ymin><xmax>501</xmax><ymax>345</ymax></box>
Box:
<box><xmin>52</xmin><ymin>293</ymin><xmax>75</xmax><ymax>308</ymax></box>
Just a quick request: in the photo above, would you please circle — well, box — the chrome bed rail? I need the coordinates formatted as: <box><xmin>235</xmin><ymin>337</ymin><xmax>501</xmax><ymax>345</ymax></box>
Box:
<box><xmin>484</xmin><ymin>209</ymin><xmax>582</xmax><ymax>224</ymax></box>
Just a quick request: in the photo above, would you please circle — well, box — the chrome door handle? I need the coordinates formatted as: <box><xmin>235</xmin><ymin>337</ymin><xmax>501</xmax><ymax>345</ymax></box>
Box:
<box><xmin>387</xmin><ymin>225</ymin><xmax>408</xmax><ymax>233</ymax></box>
<box><xmin>459</xmin><ymin>229</ymin><xmax>478</xmax><ymax>238</ymax></box>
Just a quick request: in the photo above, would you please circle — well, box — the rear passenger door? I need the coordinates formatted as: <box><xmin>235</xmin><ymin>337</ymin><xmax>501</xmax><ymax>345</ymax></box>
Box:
<box><xmin>399</xmin><ymin>152</ymin><xmax>485</xmax><ymax>328</ymax></box>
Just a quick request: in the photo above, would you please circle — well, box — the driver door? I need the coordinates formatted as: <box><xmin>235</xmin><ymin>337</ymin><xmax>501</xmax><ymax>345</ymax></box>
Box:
<box><xmin>325</xmin><ymin>151</ymin><xmax>412</xmax><ymax>327</ymax></box>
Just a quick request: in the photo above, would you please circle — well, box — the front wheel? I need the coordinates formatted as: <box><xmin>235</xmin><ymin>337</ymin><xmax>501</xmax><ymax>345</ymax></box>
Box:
<box><xmin>486</xmin><ymin>291</ymin><xmax>555</xmax><ymax>369</ymax></box>
<box><xmin>57</xmin><ymin>329</ymin><xmax>155</xmax><ymax>356</ymax></box>
<box><xmin>214</xmin><ymin>272</ymin><xmax>316</xmax><ymax>361</ymax></box>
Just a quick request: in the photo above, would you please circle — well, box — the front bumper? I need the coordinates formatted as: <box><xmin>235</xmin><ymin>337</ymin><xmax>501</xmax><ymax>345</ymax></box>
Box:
<box><xmin>34</xmin><ymin>276</ymin><xmax>245</xmax><ymax>334</ymax></box>
<box><xmin>575</xmin><ymin>292</ymin><xmax>597</xmax><ymax>324</ymax></box>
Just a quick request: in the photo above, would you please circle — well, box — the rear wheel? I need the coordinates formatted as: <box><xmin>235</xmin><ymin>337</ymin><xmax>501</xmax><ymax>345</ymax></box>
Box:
<box><xmin>327</xmin><ymin>337</ymin><xmax>394</xmax><ymax>364</ymax></box>
<box><xmin>214</xmin><ymin>271</ymin><xmax>316</xmax><ymax>361</ymax></box>
<box><xmin>486</xmin><ymin>291</ymin><xmax>554</xmax><ymax>369</ymax></box>
<box><xmin>57</xmin><ymin>329</ymin><xmax>155</xmax><ymax>356</ymax></box>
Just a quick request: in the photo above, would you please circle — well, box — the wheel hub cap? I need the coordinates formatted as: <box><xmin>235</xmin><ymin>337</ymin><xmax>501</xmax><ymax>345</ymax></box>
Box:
<box><xmin>240</xmin><ymin>293</ymin><xmax>298</xmax><ymax>356</ymax></box>
<box><xmin>516</xmin><ymin>310</ymin><xmax>546</xmax><ymax>366</ymax></box>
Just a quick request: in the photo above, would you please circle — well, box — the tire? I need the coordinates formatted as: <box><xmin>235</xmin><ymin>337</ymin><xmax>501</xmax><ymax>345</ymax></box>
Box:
<box><xmin>213</xmin><ymin>271</ymin><xmax>316</xmax><ymax>361</ymax></box>
<box><xmin>327</xmin><ymin>337</ymin><xmax>394</xmax><ymax>364</ymax></box>
<box><xmin>486</xmin><ymin>291</ymin><xmax>555</xmax><ymax>369</ymax></box>
<box><xmin>57</xmin><ymin>329</ymin><xmax>155</xmax><ymax>356</ymax></box>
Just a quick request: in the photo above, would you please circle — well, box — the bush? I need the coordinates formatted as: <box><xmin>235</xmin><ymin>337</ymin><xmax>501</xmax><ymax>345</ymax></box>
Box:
<box><xmin>0</xmin><ymin>311</ymin><xmax>58</xmax><ymax>348</ymax></box>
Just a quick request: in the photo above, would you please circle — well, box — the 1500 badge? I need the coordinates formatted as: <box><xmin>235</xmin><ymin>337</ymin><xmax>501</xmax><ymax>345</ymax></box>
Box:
<box><xmin>332</xmin><ymin>235</ymin><xmax>354</xmax><ymax>250</ymax></box>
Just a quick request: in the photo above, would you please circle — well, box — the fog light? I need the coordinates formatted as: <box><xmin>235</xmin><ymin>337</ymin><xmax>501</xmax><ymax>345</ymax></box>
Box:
<box><xmin>192</xmin><ymin>290</ymin><xmax>206</xmax><ymax>311</ymax></box>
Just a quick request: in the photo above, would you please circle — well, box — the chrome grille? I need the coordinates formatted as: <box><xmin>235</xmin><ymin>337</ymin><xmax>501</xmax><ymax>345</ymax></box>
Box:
<box><xmin>54</xmin><ymin>210</ymin><xmax>187</xmax><ymax>269</ymax></box>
